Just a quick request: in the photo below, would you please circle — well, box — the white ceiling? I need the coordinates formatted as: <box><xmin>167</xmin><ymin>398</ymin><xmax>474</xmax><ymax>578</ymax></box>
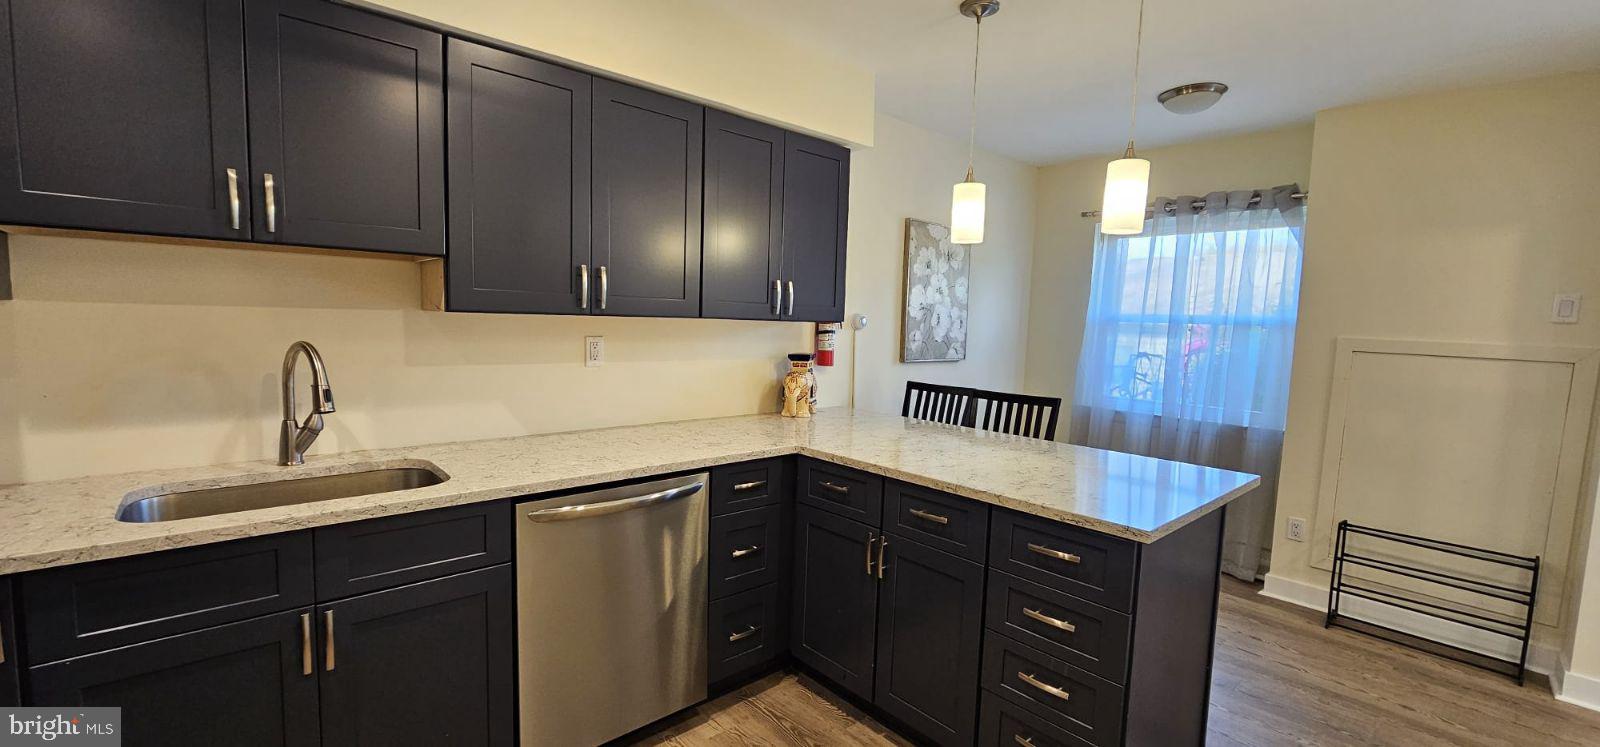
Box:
<box><xmin>701</xmin><ymin>0</ymin><xmax>1600</xmax><ymax>164</ymax></box>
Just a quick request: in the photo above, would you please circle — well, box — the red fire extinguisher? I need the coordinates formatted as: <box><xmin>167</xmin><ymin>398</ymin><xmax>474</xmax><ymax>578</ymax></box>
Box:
<box><xmin>815</xmin><ymin>323</ymin><xmax>840</xmax><ymax>367</ymax></box>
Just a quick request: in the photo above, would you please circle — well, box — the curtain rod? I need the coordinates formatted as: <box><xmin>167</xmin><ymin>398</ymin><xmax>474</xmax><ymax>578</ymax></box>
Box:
<box><xmin>1080</xmin><ymin>191</ymin><xmax>1308</xmax><ymax>218</ymax></box>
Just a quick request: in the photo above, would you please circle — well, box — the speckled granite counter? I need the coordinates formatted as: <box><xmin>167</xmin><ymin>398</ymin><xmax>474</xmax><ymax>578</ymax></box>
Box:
<box><xmin>0</xmin><ymin>409</ymin><xmax>1259</xmax><ymax>573</ymax></box>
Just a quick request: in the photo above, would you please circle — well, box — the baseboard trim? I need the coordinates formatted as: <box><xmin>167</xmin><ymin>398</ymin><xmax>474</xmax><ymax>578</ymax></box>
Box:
<box><xmin>1553</xmin><ymin>654</ymin><xmax>1600</xmax><ymax>713</ymax></box>
<box><xmin>1258</xmin><ymin>573</ymin><xmax>1558</xmax><ymax>676</ymax></box>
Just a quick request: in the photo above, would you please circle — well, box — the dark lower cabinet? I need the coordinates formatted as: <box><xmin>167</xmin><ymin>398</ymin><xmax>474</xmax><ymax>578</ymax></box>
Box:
<box><xmin>444</xmin><ymin>39</ymin><xmax>591</xmax><ymax>313</ymax></box>
<box><xmin>318</xmin><ymin>564</ymin><xmax>515</xmax><ymax>747</ymax></box>
<box><xmin>245</xmin><ymin>0</ymin><xmax>444</xmax><ymax>255</ymax></box>
<box><xmin>873</xmin><ymin>535</ymin><xmax>984</xmax><ymax>747</ymax></box>
<box><xmin>0</xmin><ymin>0</ymin><xmax>250</xmax><ymax>239</ymax></box>
<box><xmin>790</xmin><ymin>504</ymin><xmax>879</xmax><ymax>700</ymax></box>
<box><xmin>591</xmin><ymin>79</ymin><xmax>703</xmax><ymax>317</ymax></box>
<box><xmin>779</xmin><ymin>134</ymin><xmax>849</xmax><ymax>322</ymax></box>
<box><xmin>27</xmin><ymin>608</ymin><xmax>321</xmax><ymax>747</ymax></box>
<box><xmin>0</xmin><ymin>577</ymin><xmax>17</xmax><ymax>707</ymax></box>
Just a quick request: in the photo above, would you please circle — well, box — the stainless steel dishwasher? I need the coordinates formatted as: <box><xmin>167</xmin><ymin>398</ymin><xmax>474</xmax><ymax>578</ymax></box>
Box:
<box><xmin>516</xmin><ymin>472</ymin><xmax>709</xmax><ymax>746</ymax></box>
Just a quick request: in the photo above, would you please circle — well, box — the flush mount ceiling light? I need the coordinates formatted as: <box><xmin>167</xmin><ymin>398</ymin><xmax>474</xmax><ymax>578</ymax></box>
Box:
<box><xmin>1158</xmin><ymin>82</ymin><xmax>1229</xmax><ymax>114</ymax></box>
<box><xmin>950</xmin><ymin>0</ymin><xmax>999</xmax><ymax>245</ymax></box>
<box><xmin>1100</xmin><ymin>0</ymin><xmax>1151</xmax><ymax>236</ymax></box>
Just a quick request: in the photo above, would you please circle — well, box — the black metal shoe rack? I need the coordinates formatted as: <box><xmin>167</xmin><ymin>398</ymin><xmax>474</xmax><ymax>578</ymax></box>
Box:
<box><xmin>1324</xmin><ymin>520</ymin><xmax>1540</xmax><ymax>684</ymax></box>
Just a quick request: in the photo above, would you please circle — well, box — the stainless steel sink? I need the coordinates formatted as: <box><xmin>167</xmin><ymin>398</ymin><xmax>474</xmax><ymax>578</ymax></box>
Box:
<box><xmin>117</xmin><ymin>466</ymin><xmax>448</xmax><ymax>523</ymax></box>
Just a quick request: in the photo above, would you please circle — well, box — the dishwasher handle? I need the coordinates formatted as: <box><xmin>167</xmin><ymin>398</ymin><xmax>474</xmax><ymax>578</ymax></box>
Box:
<box><xmin>525</xmin><ymin>481</ymin><xmax>704</xmax><ymax>522</ymax></box>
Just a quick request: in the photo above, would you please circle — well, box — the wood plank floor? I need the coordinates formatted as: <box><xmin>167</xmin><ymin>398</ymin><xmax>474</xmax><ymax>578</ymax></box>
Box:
<box><xmin>631</xmin><ymin>578</ymin><xmax>1600</xmax><ymax>746</ymax></box>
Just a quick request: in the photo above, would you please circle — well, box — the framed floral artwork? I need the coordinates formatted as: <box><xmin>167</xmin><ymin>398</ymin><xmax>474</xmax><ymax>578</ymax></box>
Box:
<box><xmin>901</xmin><ymin>218</ymin><xmax>969</xmax><ymax>362</ymax></box>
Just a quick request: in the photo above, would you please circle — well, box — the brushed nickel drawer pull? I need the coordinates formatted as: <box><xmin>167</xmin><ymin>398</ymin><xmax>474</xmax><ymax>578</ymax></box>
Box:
<box><xmin>865</xmin><ymin>534</ymin><xmax>876</xmax><ymax>575</ymax></box>
<box><xmin>1023</xmin><ymin>607</ymin><xmax>1077</xmax><ymax>633</ymax></box>
<box><xmin>299</xmin><ymin>613</ymin><xmax>312</xmax><ymax>676</ymax></box>
<box><xmin>1018</xmin><ymin>671</ymin><xmax>1070</xmax><ymax>701</ymax></box>
<box><xmin>877</xmin><ymin>536</ymin><xmax>889</xmax><ymax>580</ymax></box>
<box><xmin>1014</xmin><ymin>736</ymin><xmax>1036</xmax><ymax>747</ymax></box>
<box><xmin>1027</xmin><ymin>542</ymin><xmax>1081</xmax><ymax>564</ymax></box>
<box><xmin>323</xmin><ymin>610</ymin><xmax>336</xmax><ymax>671</ymax></box>
<box><xmin>731</xmin><ymin>545</ymin><xmax>762</xmax><ymax>559</ymax></box>
<box><xmin>733</xmin><ymin>480</ymin><xmax>767</xmax><ymax>492</ymax></box>
<box><xmin>820</xmin><ymin>481</ymin><xmax>850</xmax><ymax>495</ymax></box>
<box><xmin>728</xmin><ymin>625</ymin><xmax>761</xmax><ymax>643</ymax></box>
<box><xmin>909</xmin><ymin>508</ymin><xmax>950</xmax><ymax>525</ymax></box>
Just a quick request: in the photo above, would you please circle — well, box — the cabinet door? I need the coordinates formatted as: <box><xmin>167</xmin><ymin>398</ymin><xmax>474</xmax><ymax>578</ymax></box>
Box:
<box><xmin>780</xmin><ymin>133</ymin><xmax>849</xmax><ymax>322</ymax></box>
<box><xmin>791</xmin><ymin>504</ymin><xmax>879</xmax><ymax>700</ymax></box>
<box><xmin>873</xmin><ymin>535</ymin><xmax>985</xmax><ymax>747</ymax></box>
<box><xmin>702</xmin><ymin>111</ymin><xmax>784</xmax><ymax>320</ymax></box>
<box><xmin>27</xmin><ymin>609</ymin><xmax>320</xmax><ymax>747</ymax></box>
<box><xmin>318</xmin><ymin>565</ymin><xmax>514</xmax><ymax>747</ymax></box>
<box><xmin>245</xmin><ymin>0</ymin><xmax>444</xmax><ymax>255</ymax></box>
<box><xmin>0</xmin><ymin>0</ymin><xmax>250</xmax><ymax>239</ymax></box>
<box><xmin>445</xmin><ymin>39</ymin><xmax>591</xmax><ymax>313</ymax></box>
<box><xmin>0</xmin><ymin>577</ymin><xmax>16</xmax><ymax>708</ymax></box>
<box><xmin>591</xmin><ymin>79</ymin><xmax>703</xmax><ymax>317</ymax></box>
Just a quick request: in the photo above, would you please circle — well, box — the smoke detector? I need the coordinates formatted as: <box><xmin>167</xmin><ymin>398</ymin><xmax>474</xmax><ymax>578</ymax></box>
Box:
<box><xmin>1158</xmin><ymin>82</ymin><xmax>1228</xmax><ymax>114</ymax></box>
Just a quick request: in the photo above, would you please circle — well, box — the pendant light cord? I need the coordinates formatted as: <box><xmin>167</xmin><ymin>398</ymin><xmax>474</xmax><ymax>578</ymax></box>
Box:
<box><xmin>1125</xmin><ymin>0</ymin><xmax>1145</xmax><ymax>157</ymax></box>
<box><xmin>966</xmin><ymin>14</ymin><xmax>982</xmax><ymax>181</ymax></box>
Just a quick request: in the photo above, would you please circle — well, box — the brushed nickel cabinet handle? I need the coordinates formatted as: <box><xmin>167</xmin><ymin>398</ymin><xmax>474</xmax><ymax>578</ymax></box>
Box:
<box><xmin>1027</xmin><ymin>542</ymin><xmax>1081</xmax><ymax>564</ymax></box>
<box><xmin>771</xmin><ymin>279</ymin><xmax>782</xmax><ymax>316</ymax></box>
<box><xmin>731</xmin><ymin>545</ymin><xmax>762</xmax><ymax>559</ymax></box>
<box><xmin>728</xmin><ymin>625</ymin><xmax>761</xmax><ymax>643</ymax></box>
<box><xmin>1018</xmin><ymin>671</ymin><xmax>1070</xmax><ymax>702</ymax></box>
<box><xmin>0</xmin><ymin>619</ymin><xmax>6</xmax><ymax>665</ymax></box>
<box><xmin>877</xmin><ymin>536</ymin><xmax>889</xmax><ymax>580</ymax></box>
<box><xmin>598</xmin><ymin>265</ymin><xmax>608</xmax><ymax>310</ymax></box>
<box><xmin>263</xmin><ymin>173</ymin><xmax>277</xmax><ymax>233</ymax></box>
<box><xmin>786</xmin><ymin>280</ymin><xmax>795</xmax><ymax>316</ymax></box>
<box><xmin>578</xmin><ymin>264</ymin><xmax>590</xmax><ymax>309</ymax></box>
<box><xmin>865</xmin><ymin>534</ymin><xmax>876</xmax><ymax>576</ymax></box>
<box><xmin>300</xmin><ymin>613</ymin><xmax>312</xmax><ymax>675</ymax></box>
<box><xmin>820</xmin><ymin>481</ymin><xmax>850</xmax><ymax>495</ymax></box>
<box><xmin>323</xmin><ymin>610</ymin><xmax>336</xmax><ymax>671</ymax></box>
<box><xmin>1023</xmin><ymin>607</ymin><xmax>1077</xmax><ymax>633</ymax></box>
<box><xmin>909</xmin><ymin>508</ymin><xmax>950</xmax><ymax>525</ymax></box>
<box><xmin>226</xmin><ymin>168</ymin><xmax>241</xmax><ymax>230</ymax></box>
<box><xmin>733</xmin><ymin>480</ymin><xmax>767</xmax><ymax>493</ymax></box>
<box><xmin>1014</xmin><ymin>736</ymin><xmax>1036</xmax><ymax>747</ymax></box>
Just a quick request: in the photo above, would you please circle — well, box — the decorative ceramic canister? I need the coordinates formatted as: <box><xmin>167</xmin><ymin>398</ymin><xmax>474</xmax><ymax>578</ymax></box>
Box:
<box><xmin>780</xmin><ymin>353</ymin><xmax>817</xmax><ymax>418</ymax></box>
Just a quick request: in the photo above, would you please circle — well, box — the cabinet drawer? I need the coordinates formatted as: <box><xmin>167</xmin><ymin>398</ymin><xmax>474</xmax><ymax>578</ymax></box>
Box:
<box><xmin>710</xmin><ymin>505</ymin><xmax>785</xmax><ymax>599</ymax></box>
<box><xmin>986</xmin><ymin>571</ymin><xmax>1129</xmax><ymax>683</ymax></box>
<box><xmin>711</xmin><ymin>458</ymin><xmax>788</xmax><ymax>516</ymax></box>
<box><xmin>21</xmin><ymin>533</ymin><xmax>314</xmax><ymax>664</ymax></box>
<box><xmin>981</xmin><ymin>634</ymin><xmax>1124</xmax><ymax>746</ymax></box>
<box><xmin>978</xmin><ymin>690</ymin><xmax>1091</xmax><ymax>747</ymax></box>
<box><xmin>315</xmin><ymin>502</ymin><xmax>510</xmax><ymax>599</ymax></box>
<box><xmin>988</xmin><ymin>511</ymin><xmax>1137</xmax><ymax>612</ymax></box>
<box><xmin>797</xmin><ymin>459</ymin><xmax>882</xmax><ymax>525</ymax></box>
<box><xmin>709</xmin><ymin>583</ymin><xmax>786</xmax><ymax>685</ymax></box>
<box><xmin>884</xmin><ymin>481</ymin><xmax>989</xmax><ymax>563</ymax></box>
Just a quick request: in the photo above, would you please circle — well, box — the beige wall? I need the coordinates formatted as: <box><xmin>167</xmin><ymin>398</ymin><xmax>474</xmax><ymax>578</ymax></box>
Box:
<box><xmin>364</xmin><ymin>0</ymin><xmax>875</xmax><ymax>148</ymax></box>
<box><xmin>1021</xmin><ymin>124</ymin><xmax>1316</xmax><ymax>437</ymax></box>
<box><xmin>1267</xmin><ymin>72</ymin><xmax>1600</xmax><ymax>673</ymax></box>
<box><xmin>819</xmin><ymin>115</ymin><xmax>1037</xmax><ymax>415</ymax></box>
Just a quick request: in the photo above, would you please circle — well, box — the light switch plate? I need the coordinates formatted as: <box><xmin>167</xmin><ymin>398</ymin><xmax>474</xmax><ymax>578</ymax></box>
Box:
<box><xmin>585</xmin><ymin>336</ymin><xmax>604</xmax><ymax>367</ymax></box>
<box><xmin>1552</xmin><ymin>293</ymin><xmax>1582</xmax><ymax>324</ymax></box>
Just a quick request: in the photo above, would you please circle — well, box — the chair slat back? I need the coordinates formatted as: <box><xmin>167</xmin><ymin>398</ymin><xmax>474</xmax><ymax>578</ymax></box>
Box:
<box><xmin>901</xmin><ymin>381</ymin><xmax>975</xmax><ymax>428</ymax></box>
<box><xmin>970</xmin><ymin>389</ymin><xmax>1062</xmax><ymax>441</ymax></box>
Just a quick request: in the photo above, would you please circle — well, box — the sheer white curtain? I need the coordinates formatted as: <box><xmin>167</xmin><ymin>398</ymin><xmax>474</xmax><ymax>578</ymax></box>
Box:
<box><xmin>1072</xmin><ymin>186</ymin><xmax>1306</xmax><ymax>581</ymax></box>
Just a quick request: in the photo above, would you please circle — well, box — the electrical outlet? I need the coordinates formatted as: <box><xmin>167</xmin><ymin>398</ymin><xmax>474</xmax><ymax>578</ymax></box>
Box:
<box><xmin>584</xmin><ymin>336</ymin><xmax>603</xmax><ymax>367</ymax></box>
<box><xmin>1286</xmin><ymin>517</ymin><xmax>1307</xmax><ymax>543</ymax></box>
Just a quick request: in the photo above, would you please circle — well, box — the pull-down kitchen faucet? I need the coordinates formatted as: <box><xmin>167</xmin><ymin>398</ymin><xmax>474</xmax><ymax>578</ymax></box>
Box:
<box><xmin>280</xmin><ymin>341</ymin><xmax>336</xmax><ymax>466</ymax></box>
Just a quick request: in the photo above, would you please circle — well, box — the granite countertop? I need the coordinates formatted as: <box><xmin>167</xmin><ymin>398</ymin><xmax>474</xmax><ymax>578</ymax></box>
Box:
<box><xmin>0</xmin><ymin>409</ymin><xmax>1260</xmax><ymax>574</ymax></box>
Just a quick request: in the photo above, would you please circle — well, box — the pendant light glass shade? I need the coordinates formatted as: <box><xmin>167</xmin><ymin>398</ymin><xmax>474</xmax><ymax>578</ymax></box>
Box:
<box><xmin>1100</xmin><ymin>156</ymin><xmax>1150</xmax><ymax>235</ymax></box>
<box><xmin>951</xmin><ymin>179</ymin><xmax>987</xmax><ymax>244</ymax></box>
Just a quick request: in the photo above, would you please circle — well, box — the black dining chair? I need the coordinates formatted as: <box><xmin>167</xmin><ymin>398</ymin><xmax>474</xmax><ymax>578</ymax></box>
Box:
<box><xmin>968</xmin><ymin>389</ymin><xmax>1062</xmax><ymax>441</ymax></box>
<box><xmin>901</xmin><ymin>381</ymin><xmax>976</xmax><ymax>427</ymax></box>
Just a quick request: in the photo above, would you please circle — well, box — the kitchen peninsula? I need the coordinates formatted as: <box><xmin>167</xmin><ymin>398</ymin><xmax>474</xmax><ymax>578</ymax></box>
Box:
<box><xmin>0</xmin><ymin>410</ymin><xmax>1257</xmax><ymax>746</ymax></box>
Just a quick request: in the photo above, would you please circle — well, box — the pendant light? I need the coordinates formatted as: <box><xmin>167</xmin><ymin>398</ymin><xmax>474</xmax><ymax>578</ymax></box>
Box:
<box><xmin>951</xmin><ymin>0</ymin><xmax>998</xmax><ymax>245</ymax></box>
<box><xmin>1100</xmin><ymin>0</ymin><xmax>1151</xmax><ymax>236</ymax></box>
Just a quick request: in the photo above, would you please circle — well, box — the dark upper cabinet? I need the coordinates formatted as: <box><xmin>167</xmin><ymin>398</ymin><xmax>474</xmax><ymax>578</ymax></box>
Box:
<box><xmin>702</xmin><ymin>111</ymin><xmax>784</xmax><ymax>320</ymax></box>
<box><xmin>318</xmin><ymin>565</ymin><xmax>515</xmax><ymax>747</ymax></box>
<box><xmin>445</xmin><ymin>39</ymin><xmax>591</xmax><ymax>313</ymax></box>
<box><xmin>245</xmin><ymin>0</ymin><xmax>444</xmax><ymax>255</ymax></box>
<box><xmin>873</xmin><ymin>535</ymin><xmax>985</xmax><ymax>747</ymax></box>
<box><xmin>0</xmin><ymin>0</ymin><xmax>251</xmax><ymax>240</ymax></box>
<box><xmin>0</xmin><ymin>577</ymin><xmax>16</xmax><ymax>708</ymax></box>
<box><xmin>27</xmin><ymin>608</ymin><xmax>321</xmax><ymax>747</ymax></box>
<box><xmin>780</xmin><ymin>133</ymin><xmax>850</xmax><ymax>322</ymax></box>
<box><xmin>790</xmin><ymin>503</ymin><xmax>879</xmax><ymax>701</ymax></box>
<box><xmin>591</xmin><ymin>79</ymin><xmax>703</xmax><ymax>317</ymax></box>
